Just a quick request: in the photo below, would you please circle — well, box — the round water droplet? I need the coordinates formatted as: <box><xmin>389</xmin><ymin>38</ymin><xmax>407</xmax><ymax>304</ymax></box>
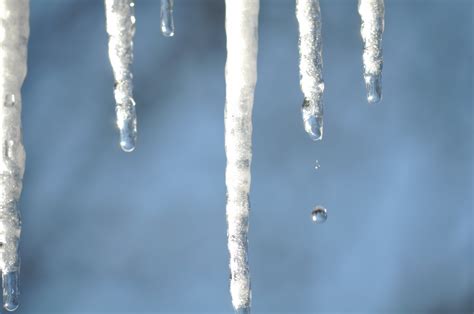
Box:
<box><xmin>311</xmin><ymin>206</ymin><xmax>327</xmax><ymax>223</ymax></box>
<box><xmin>314</xmin><ymin>160</ymin><xmax>320</xmax><ymax>170</ymax></box>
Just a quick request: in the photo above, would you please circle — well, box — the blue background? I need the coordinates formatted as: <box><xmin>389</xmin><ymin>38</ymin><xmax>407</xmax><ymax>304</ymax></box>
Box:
<box><xmin>15</xmin><ymin>0</ymin><xmax>473</xmax><ymax>313</ymax></box>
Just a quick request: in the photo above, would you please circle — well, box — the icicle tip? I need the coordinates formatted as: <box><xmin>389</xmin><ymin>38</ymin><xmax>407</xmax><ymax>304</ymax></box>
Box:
<box><xmin>364</xmin><ymin>74</ymin><xmax>382</xmax><ymax>104</ymax></box>
<box><xmin>2</xmin><ymin>271</ymin><xmax>19</xmax><ymax>312</ymax></box>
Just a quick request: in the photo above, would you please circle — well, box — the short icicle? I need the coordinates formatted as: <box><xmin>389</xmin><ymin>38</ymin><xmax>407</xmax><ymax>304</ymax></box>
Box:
<box><xmin>224</xmin><ymin>0</ymin><xmax>259</xmax><ymax>312</ymax></box>
<box><xmin>0</xmin><ymin>0</ymin><xmax>29</xmax><ymax>311</ymax></box>
<box><xmin>160</xmin><ymin>0</ymin><xmax>175</xmax><ymax>37</ymax></box>
<box><xmin>296</xmin><ymin>0</ymin><xmax>324</xmax><ymax>141</ymax></box>
<box><xmin>105</xmin><ymin>0</ymin><xmax>138</xmax><ymax>152</ymax></box>
<box><xmin>358</xmin><ymin>0</ymin><xmax>385</xmax><ymax>103</ymax></box>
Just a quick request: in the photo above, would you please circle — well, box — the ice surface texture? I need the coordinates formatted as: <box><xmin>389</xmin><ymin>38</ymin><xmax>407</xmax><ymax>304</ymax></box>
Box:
<box><xmin>105</xmin><ymin>0</ymin><xmax>138</xmax><ymax>152</ymax></box>
<box><xmin>0</xmin><ymin>0</ymin><xmax>29</xmax><ymax>310</ymax></box>
<box><xmin>358</xmin><ymin>0</ymin><xmax>384</xmax><ymax>103</ymax></box>
<box><xmin>296</xmin><ymin>0</ymin><xmax>324</xmax><ymax>141</ymax></box>
<box><xmin>224</xmin><ymin>0</ymin><xmax>259</xmax><ymax>312</ymax></box>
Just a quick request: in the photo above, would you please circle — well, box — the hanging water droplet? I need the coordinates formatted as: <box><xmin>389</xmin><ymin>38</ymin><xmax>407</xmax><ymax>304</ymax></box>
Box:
<box><xmin>314</xmin><ymin>160</ymin><xmax>320</xmax><ymax>170</ymax></box>
<box><xmin>365</xmin><ymin>74</ymin><xmax>382</xmax><ymax>103</ymax></box>
<box><xmin>311</xmin><ymin>206</ymin><xmax>327</xmax><ymax>223</ymax></box>
<box><xmin>4</xmin><ymin>94</ymin><xmax>15</xmax><ymax>107</ymax></box>
<box><xmin>116</xmin><ymin>101</ymin><xmax>137</xmax><ymax>153</ymax></box>
<box><xmin>303</xmin><ymin>113</ymin><xmax>323</xmax><ymax>141</ymax></box>
<box><xmin>235</xmin><ymin>307</ymin><xmax>250</xmax><ymax>314</ymax></box>
<box><xmin>161</xmin><ymin>0</ymin><xmax>175</xmax><ymax>37</ymax></box>
<box><xmin>2</xmin><ymin>271</ymin><xmax>19</xmax><ymax>312</ymax></box>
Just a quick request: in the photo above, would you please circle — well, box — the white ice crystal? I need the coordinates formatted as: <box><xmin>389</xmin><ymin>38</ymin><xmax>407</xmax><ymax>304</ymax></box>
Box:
<box><xmin>358</xmin><ymin>0</ymin><xmax>385</xmax><ymax>103</ymax></box>
<box><xmin>0</xmin><ymin>0</ymin><xmax>29</xmax><ymax>310</ymax></box>
<box><xmin>296</xmin><ymin>0</ymin><xmax>324</xmax><ymax>141</ymax></box>
<box><xmin>105</xmin><ymin>0</ymin><xmax>138</xmax><ymax>152</ymax></box>
<box><xmin>224</xmin><ymin>0</ymin><xmax>259</xmax><ymax>312</ymax></box>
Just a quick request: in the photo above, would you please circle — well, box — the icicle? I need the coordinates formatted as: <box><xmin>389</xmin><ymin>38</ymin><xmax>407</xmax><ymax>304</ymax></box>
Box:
<box><xmin>160</xmin><ymin>0</ymin><xmax>174</xmax><ymax>37</ymax></box>
<box><xmin>105</xmin><ymin>0</ymin><xmax>138</xmax><ymax>152</ymax></box>
<box><xmin>358</xmin><ymin>0</ymin><xmax>384</xmax><ymax>103</ymax></box>
<box><xmin>296</xmin><ymin>0</ymin><xmax>324</xmax><ymax>141</ymax></box>
<box><xmin>224</xmin><ymin>0</ymin><xmax>259</xmax><ymax>312</ymax></box>
<box><xmin>0</xmin><ymin>0</ymin><xmax>29</xmax><ymax>311</ymax></box>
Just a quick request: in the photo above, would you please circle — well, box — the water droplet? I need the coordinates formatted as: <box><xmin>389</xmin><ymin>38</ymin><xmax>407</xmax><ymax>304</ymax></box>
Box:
<box><xmin>235</xmin><ymin>307</ymin><xmax>250</xmax><ymax>314</ymax></box>
<box><xmin>311</xmin><ymin>206</ymin><xmax>327</xmax><ymax>223</ymax></box>
<box><xmin>116</xmin><ymin>102</ymin><xmax>137</xmax><ymax>153</ymax></box>
<box><xmin>303</xmin><ymin>114</ymin><xmax>323</xmax><ymax>141</ymax></box>
<box><xmin>2</xmin><ymin>271</ymin><xmax>19</xmax><ymax>312</ymax></box>
<box><xmin>314</xmin><ymin>160</ymin><xmax>320</xmax><ymax>170</ymax></box>
<box><xmin>4</xmin><ymin>94</ymin><xmax>15</xmax><ymax>107</ymax></box>
<box><xmin>365</xmin><ymin>74</ymin><xmax>382</xmax><ymax>103</ymax></box>
<box><xmin>161</xmin><ymin>0</ymin><xmax>175</xmax><ymax>37</ymax></box>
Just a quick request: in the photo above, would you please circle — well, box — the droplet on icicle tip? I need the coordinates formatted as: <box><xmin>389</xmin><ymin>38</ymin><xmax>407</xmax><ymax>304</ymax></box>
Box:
<box><xmin>116</xmin><ymin>102</ymin><xmax>137</xmax><ymax>153</ymax></box>
<box><xmin>2</xmin><ymin>271</ymin><xmax>19</xmax><ymax>311</ymax></box>
<box><xmin>303</xmin><ymin>114</ymin><xmax>323</xmax><ymax>141</ymax></box>
<box><xmin>235</xmin><ymin>306</ymin><xmax>250</xmax><ymax>314</ymax></box>
<box><xmin>365</xmin><ymin>74</ymin><xmax>382</xmax><ymax>104</ymax></box>
<box><xmin>160</xmin><ymin>0</ymin><xmax>175</xmax><ymax>37</ymax></box>
<box><xmin>311</xmin><ymin>206</ymin><xmax>327</xmax><ymax>224</ymax></box>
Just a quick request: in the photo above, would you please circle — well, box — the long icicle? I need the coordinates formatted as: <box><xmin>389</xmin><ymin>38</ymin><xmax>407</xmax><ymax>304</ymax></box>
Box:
<box><xmin>358</xmin><ymin>0</ymin><xmax>384</xmax><ymax>103</ymax></box>
<box><xmin>224</xmin><ymin>0</ymin><xmax>259</xmax><ymax>312</ymax></box>
<box><xmin>296</xmin><ymin>0</ymin><xmax>324</xmax><ymax>141</ymax></box>
<box><xmin>105</xmin><ymin>0</ymin><xmax>138</xmax><ymax>152</ymax></box>
<box><xmin>160</xmin><ymin>0</ymin><xmax>175</xmax><ymax>37</ymax></box>
<box><xmin>0</xmin><ymin>0</ymin><xmax>29</xmax><ymax>311</ymax></box>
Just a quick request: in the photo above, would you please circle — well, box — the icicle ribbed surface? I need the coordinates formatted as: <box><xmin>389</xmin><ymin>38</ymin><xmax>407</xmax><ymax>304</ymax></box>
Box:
<box><xmin>224</xmin><ymin>0</ymin><xmax>259</xmax><ymax>312</ymax></box>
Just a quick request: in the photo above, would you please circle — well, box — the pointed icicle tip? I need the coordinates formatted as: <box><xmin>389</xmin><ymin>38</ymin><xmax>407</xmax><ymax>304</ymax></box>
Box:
<box><xmin>365</xmin><ymin>74</ymin><xmax>382</xmax><ymax>104</ymax></box>
<box><xmin>2</xmin><ymin>271</ymin><xmax>19</xmax><ymax>312</ymax></box>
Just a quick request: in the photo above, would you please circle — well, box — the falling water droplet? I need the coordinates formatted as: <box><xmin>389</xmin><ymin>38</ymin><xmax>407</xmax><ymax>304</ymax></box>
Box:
<box><xmin>365</xmin><ymin>74</ymin><xmax>382</xmax><ymax>103</ymax></box>
<box><xmin>2</xmin><ymin>271</ymin><xmax>19</xmax><ymax>312</ymax></box>
<box><xmin>161</xmin><ymin>0</ymin><xmax>175</xmax><ymax>37</ymax></box>
<box><xmin>4</xmin><ymin>94</ymin><xmax>15</xmax><ymax>107</ymax></box>
<box><xmin>314</xmin><ymin>160</ymin><xmax>320</xmax><ymax>170</ymax></box>
<box><xmin>311</xmin><ymin>206</ymin><xmax>327</xmax><ymax>224</ymax></box>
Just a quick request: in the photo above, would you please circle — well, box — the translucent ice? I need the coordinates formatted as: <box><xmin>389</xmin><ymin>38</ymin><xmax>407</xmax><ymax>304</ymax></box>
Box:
<box><xmin>224</xmin><ymin>0</ymin><xmax>259</xmax><ymax>311</ymax></box>
<box><xmin>0</xmin><ymin>0</ymin><xmax>29</xmax><ymax>310</ymax></box>
<box><xmin>358</xmin><ymin>0</ymin><xmax>385</xmax><ymax>103</ymax></box>
<box><xmin>160</xmin><ymin>0</ymin><xmax>175</xmax><ymax>37</ymax></box>
<box><xmin>296</xmin><ymin>0</ymin><xmax>324</xmax><ymax>141</ymax></box>
<box><xmin>105</xmin><ymin>0</ymin><xmax>138</xmax><ymax>152</ymax></box>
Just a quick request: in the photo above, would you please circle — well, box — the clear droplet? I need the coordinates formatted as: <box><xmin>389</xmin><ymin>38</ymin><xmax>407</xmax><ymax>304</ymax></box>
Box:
<box><xmin>365</xmin><ymin>74</ymin><xmax>382</xmax><ymax>103</ymax></box>
<box><xmin>303</xmin><ymin>114</ymin><xmax>323</xmax><ymax>141</ymax></box>
<box><xmin>235</xmin><ymin>307</ymin><xmax>250</xmax><ymax>314</ymax></box>
<box><xmin>116</xmin><ymin>101</ymin><xmax>137</xmax><ymax>153</ymax></box>
<box><xmin>311</xmin><ymin>206</ymin><xmax>327</xmax><ymax>223</ymax></box>
<box><xmin>314</xmin><ymin>160</ymin><xmax>320</xmax><ymax>170</ymax></box>
<box><xmin>161</xmin><ymin>0</ymin><xmax>175</xmax><ymax>37</ymax></box>
<box><xmin>2</xmin><ymin>271</ymin><xmax>19</xmax><ymax>312</ymax></box>
<box><xmin>4</xmin><ymin>94</ymin><xmax>15</xmax><ymax>107</ymax></box>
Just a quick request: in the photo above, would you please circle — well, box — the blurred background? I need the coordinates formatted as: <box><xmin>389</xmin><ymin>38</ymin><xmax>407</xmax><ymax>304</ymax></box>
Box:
<box><xmin>15</xmin><ymin>0</ymin><xmax>473</xmax><ymax>313</ymax></box>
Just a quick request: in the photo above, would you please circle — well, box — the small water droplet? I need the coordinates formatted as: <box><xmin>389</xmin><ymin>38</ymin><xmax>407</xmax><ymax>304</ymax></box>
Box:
<box><xmin>314</xmin><ymin>160</ymin><xmax>320</xmax><ymax>170</ymax></box>
<box><xmin>365</xmin><ymin>74</ymin><xmax>382</xmax><ymax>103</ymax></box>
<box><xmin>2</xmin><ymin>271</ymin><xmax>19</xmax><ymax>312</ymax></box>
<box><xmin>161</xmin><ymin>0</ymin><xmax>175</xmax><ymax>37</ymax></box>
<box><xmin>4</xmin><ymin>94</ymin><xmax>15</xmax><ymax>107</ymax></box>
<box><xmin>311</xmin><ymin>206</ymin><xmax>327</xmax><ymax>223</ymax></box>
